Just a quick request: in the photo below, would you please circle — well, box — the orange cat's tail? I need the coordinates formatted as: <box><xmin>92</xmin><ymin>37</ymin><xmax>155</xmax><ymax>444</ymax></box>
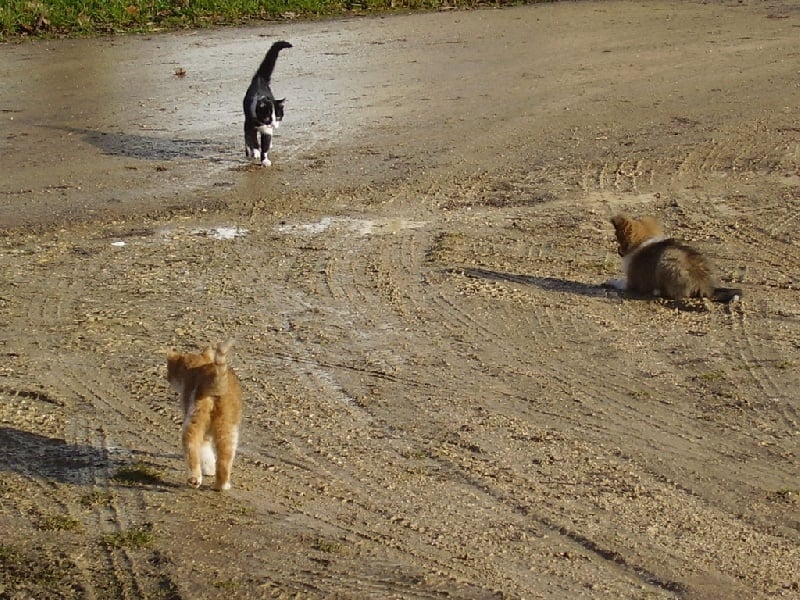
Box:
<box><xmin>201</xmin><ymin>339</ymin><xmax>234</xmax><ymax>395</ymax></box>
<box><xmin>214</xmin><ymin>339</ymin><xmax>235</xmax><ymax>367</ymax></box>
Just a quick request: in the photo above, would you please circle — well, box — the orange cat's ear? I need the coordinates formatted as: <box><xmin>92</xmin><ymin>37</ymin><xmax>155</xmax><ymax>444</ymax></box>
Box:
<box><xmin>201</xmin><ymin>346</ymin><xmax>214</xmax><ymax>361</ymax></box>
<box><xmin>166</xmin><ymin>348</ymin><xmax>179</xmax><ymax>360</ymax></box>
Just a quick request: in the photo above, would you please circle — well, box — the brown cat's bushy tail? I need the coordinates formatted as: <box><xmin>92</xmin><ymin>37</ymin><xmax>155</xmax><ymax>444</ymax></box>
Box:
<box><xmin>712</xmin><ymin>287</ymin><xmax>742</xmax><ymax>303</ymax></box>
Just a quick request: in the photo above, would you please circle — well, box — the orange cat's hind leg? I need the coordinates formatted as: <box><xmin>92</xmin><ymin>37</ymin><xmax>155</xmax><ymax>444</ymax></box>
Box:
<box><xmin>200</xmin><ymin>436</ymin><xmax>216</xmax><ymax>477</ymax></box>
<box><xmin>213</xmin><ymin>425</ymin><xmax>239</xmax><ymax>491</ymax></box>
<box><xmin>182</xmin><ymin>398</ymin><xmax>213</xmax><ymax>488</ymax></box>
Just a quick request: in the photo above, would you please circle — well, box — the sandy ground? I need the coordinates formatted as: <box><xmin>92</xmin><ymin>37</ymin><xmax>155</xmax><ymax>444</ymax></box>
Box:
<box><xmin>1</xmin><ymin>1</ymin><xmax>800</xmax><ymax>598</ymax></box>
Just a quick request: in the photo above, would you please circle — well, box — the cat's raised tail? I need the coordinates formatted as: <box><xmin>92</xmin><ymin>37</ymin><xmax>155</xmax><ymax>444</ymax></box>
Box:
<box><xmin>257</xmin><ymin>41</ymin><xmax>292</xmax><ymax>81</ymax></box>
<box><xmin>214</xmin><ymin>339</ymin><xmax>234</xmax><ymax>365</ymax></box>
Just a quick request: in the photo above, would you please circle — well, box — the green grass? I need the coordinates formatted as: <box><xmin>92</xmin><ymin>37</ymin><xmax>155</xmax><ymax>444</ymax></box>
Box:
<box><xmin>425</xmin><ymin>231</ymin><xmax>466</xmax><ymax>263</ymax></box>
<box><xmin>0</xmin><ymin>544</ymin><xmax>81</xmax><ymax>590</ymax></box>
<box><xmin>213</xmin><ymin>579</ymin><xmax>240</xmax><ymax>592</ymax></box>
<box><xmin>37</xmin><ymin>514</ymin><xmax>82</xmax><ymax>532</ymax></box>
<box><xmin>102</xmin><ymin>525</ymin><xmax>154</xmax><ymax>549</ymax></box>
<box><xmin>313</xmin><ymin>538</ymin><xmax>345</xmax><ymax>553</ymax></box>
<box><xmin>0</xmin><ymin>544</ymin><xmax>24</xmax><ymax>568</ymax></box>
<box><xmin>1</xmin><ymin>0</ymin><xmax>525</xmax><ymax>40</ymax></box>
<box><xmin>79</xmin><ymin>488</ymin><xmax>113</xmax><ymax>508</ymax></box>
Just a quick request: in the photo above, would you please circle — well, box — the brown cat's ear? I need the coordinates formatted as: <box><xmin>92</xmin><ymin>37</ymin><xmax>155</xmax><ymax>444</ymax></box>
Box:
<box><xmin>610</xmin><ymin>215</ymin><xmax>633</xmax><ymax>241</ymax></box>
<box><xmin>610</xmin><ymin>215</ymin><xmax>634</xmax><ymax>256</ymax></box>
<box><xmin>610</xmin><ymin>214</ymin><xmax>628</xmax><ymax>232</ymax></box>
<box><xmin>166</xmin><ymin>349</ymin><xmax>179</xmax><ymax>360</ymax></box>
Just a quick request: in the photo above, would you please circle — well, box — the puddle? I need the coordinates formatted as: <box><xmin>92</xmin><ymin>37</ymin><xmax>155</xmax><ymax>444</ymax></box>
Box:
<box><xmin>200</xmin><ymin>226</ymin><xmax>250</xmax><ymax>240</ymax></box>
<box><xmin>153</xmin><ymin>225</ymin><xmax>250</xmax><ymax>241</ymax></box>
<box><xmin>275</xmin><ymin>217</ymin><xmax>426</xmax><ymax>237</ymax></box>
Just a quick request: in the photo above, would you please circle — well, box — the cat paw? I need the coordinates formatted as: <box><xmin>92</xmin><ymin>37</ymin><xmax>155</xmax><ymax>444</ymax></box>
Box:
<box><xmin>261</xmin><ymin>158</ymin><xmax>272</xmax><ymax>167</ymax></box>
<box><xmin>214</xmin><ymin>481</ymin><xmax>232</xmax><ymax>492</ymax></box>
<box><xmin>187</xmin><ymin>476</ymin><xmax>202</xmax><ymax>488</ymax></box>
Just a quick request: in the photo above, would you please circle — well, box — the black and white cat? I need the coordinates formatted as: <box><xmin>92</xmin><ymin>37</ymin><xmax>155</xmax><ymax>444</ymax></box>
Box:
<box><xmin>243</xmin><ymin>41</ymin><xmax>292</xmax><ymax>166</ymax></box>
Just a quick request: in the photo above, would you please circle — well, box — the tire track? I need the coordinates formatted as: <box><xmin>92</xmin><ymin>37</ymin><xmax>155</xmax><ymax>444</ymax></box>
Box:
<box><xmin>238</xmin><ymin>220</ymin><xmax>664</xmax><ymax>596</ymax></box>
<box><xmin>235</xmin><ymin>374</ymin><xmax>517</xmax><ymax>595</ymax></box>
<box><xmin>342</xmin><ymin>218</ymin><xmax>696</xmax><ymax>592</ymax></box>
<box><xmin>682</xmin><ymin>197</ymin><xmax>800</xmax><ymax>436</ymax></box>
<box><xmin>358</xmin><ymin>204</ymin><xmax>799</xmax><ymax>594</ymax></box>
<box><xmin>58</xmin><ymin>368</ymin><xmax>179</xmax><ymax>600</ymax></box>
<box><xmin>4</xmin><ymin>236</ymin><xmax>184</xmax><ymax>599</ymax></box>
<box><xmin>223</xmin><ymin>233</ymin><xmax>498</xmax><ymax>593</ymax></box>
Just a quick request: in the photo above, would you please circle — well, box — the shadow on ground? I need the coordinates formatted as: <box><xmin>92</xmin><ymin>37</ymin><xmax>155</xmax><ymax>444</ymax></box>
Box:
<box><xmin>59</xmin><ymin>126</ymin><xmax>232</xmax><ymax>161</ymax></box>
<box><xmin>0</xmin><ymin>426</ymin><xmax>110</xmax><ymax>485</ymax></box>
<box><xmin>456</xmin><ymin>267</ymin><xmax>612</xmax><ymax>298</ymax></box>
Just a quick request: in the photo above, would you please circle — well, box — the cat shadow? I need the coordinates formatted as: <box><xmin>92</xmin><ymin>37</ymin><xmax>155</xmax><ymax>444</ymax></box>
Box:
<box><xmin>0</xmin><ymin>426</ymin><xmax>181</xmax><ymax>487</ymax></box>
<box><xmin>456</xmin><ymin>267</ymin><xmax>715</xmax><ymax>311</ymax></box>
<box><xmin>454</xmin><ymin>267</ymin><xmax>613</xmax><ymax>298</ymax></box>
<box><xmin>0</xmin><ymin>426</ymin><xmax>110</xmax><ymax>485</ymax></box>
<box><xmin>57</xmin><ymin>126</ymin><xmax>231</xmax><ymax>162</ymax></box>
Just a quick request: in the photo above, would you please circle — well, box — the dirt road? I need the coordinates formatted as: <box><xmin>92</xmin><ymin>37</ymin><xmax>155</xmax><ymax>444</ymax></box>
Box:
<box><xmin>1</xmin><ymin>1</ymin><xmax>799</xmax><ymax>598</ymax></box>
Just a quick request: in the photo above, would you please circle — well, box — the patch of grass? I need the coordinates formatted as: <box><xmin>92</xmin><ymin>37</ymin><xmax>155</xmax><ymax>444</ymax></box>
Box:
<box><xmin>213</xmin><ymin>579</ymin><xmax>240</xmax><ymax>592</ymax></box>
<box><xmin>426</xmin><ymin>231</ymin><xmax>466</xmax><ymax>263</ymax></box>
<box><xmin>79</xmin><ymin>488</ymin><xmax>113</xmax><ymax>508</ymax></box>
<box><xmin>313</xmin><ymin>538</ymin><xmax>345</xmax><ymax>553</ymax></box>
<box><xmin>0</xmin><ymin>544</ymin><xmax>84</xmax><ymax>594</ymax></box>
<box><xmin>0</xmin><ymin>544</ymin><xmax>24</xmax><ymax>567</ymax></box>
<box><xmin>400</xmin><ymin>448</ymin><xmax>428</xmax><ymax>460</ymax></box>
<box><xmin>1</xmin><ymin>0</ymin><xmax>534</xmax><ymax>40</ymax></box>
<box><xmin>37</xmin><ymin>514</ymin><xmax>82</xmax><ymax>532</ymax></box>
<box><xmin>102</xmin><ymin>525</ymin><xmax>154</xmax><ymax>549</ymax></box>
<box><xmin>111</xmin><ymin>462</ymin><xmax>164</xmax><ymax>486</ymax></box>
<box><xmin>696</xmin><ymin>369</ymin><xmax>725</xmax><ymax>382</ymax></box>
<box><xmin>231</xmin><ymin>504</ymin><xmax>254</xmax><ymax>517</ymax></box>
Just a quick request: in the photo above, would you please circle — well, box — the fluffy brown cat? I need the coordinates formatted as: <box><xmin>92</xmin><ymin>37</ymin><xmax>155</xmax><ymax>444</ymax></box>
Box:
<box><xmin>166</xmin><ymin>339</ymin><xmax>242</xmax><ymax>491</ymax></box>
<box><xmin>609</xmin><ymin>214</ymin><xmax>742</xmax><ymax>302</ymax></box>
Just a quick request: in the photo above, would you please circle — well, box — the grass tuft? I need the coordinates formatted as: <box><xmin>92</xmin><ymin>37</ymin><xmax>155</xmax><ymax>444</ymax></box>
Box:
<box><xmin>213</xmin><ymin>579</ymin><xmax>240</xmax><ymax>591</ymax></box>
<box><xmin>37</xmin><ymin>514</ymin><xmax>82</xmax><ymax>532</ymax></box>
<box><xmin>79</xmin><ymin>488</ymin><xmax>113</xmax><ymax>508</ymax></box>
<box><xmin>102</xmin><ymin>525</ymin><xmax>154</xmax><ymax>549</ymax></box>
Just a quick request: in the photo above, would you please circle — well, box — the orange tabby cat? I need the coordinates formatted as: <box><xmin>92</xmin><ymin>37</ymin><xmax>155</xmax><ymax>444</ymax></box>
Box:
<box><xmin>609</xmin><ymin>214</ymin><xmax>742</xmax><ymax>302</ymax></box>
<box><xmin>166</xmin><ymin>339</ymin><xmax>242</xmax><ymax>491</ymax></box>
